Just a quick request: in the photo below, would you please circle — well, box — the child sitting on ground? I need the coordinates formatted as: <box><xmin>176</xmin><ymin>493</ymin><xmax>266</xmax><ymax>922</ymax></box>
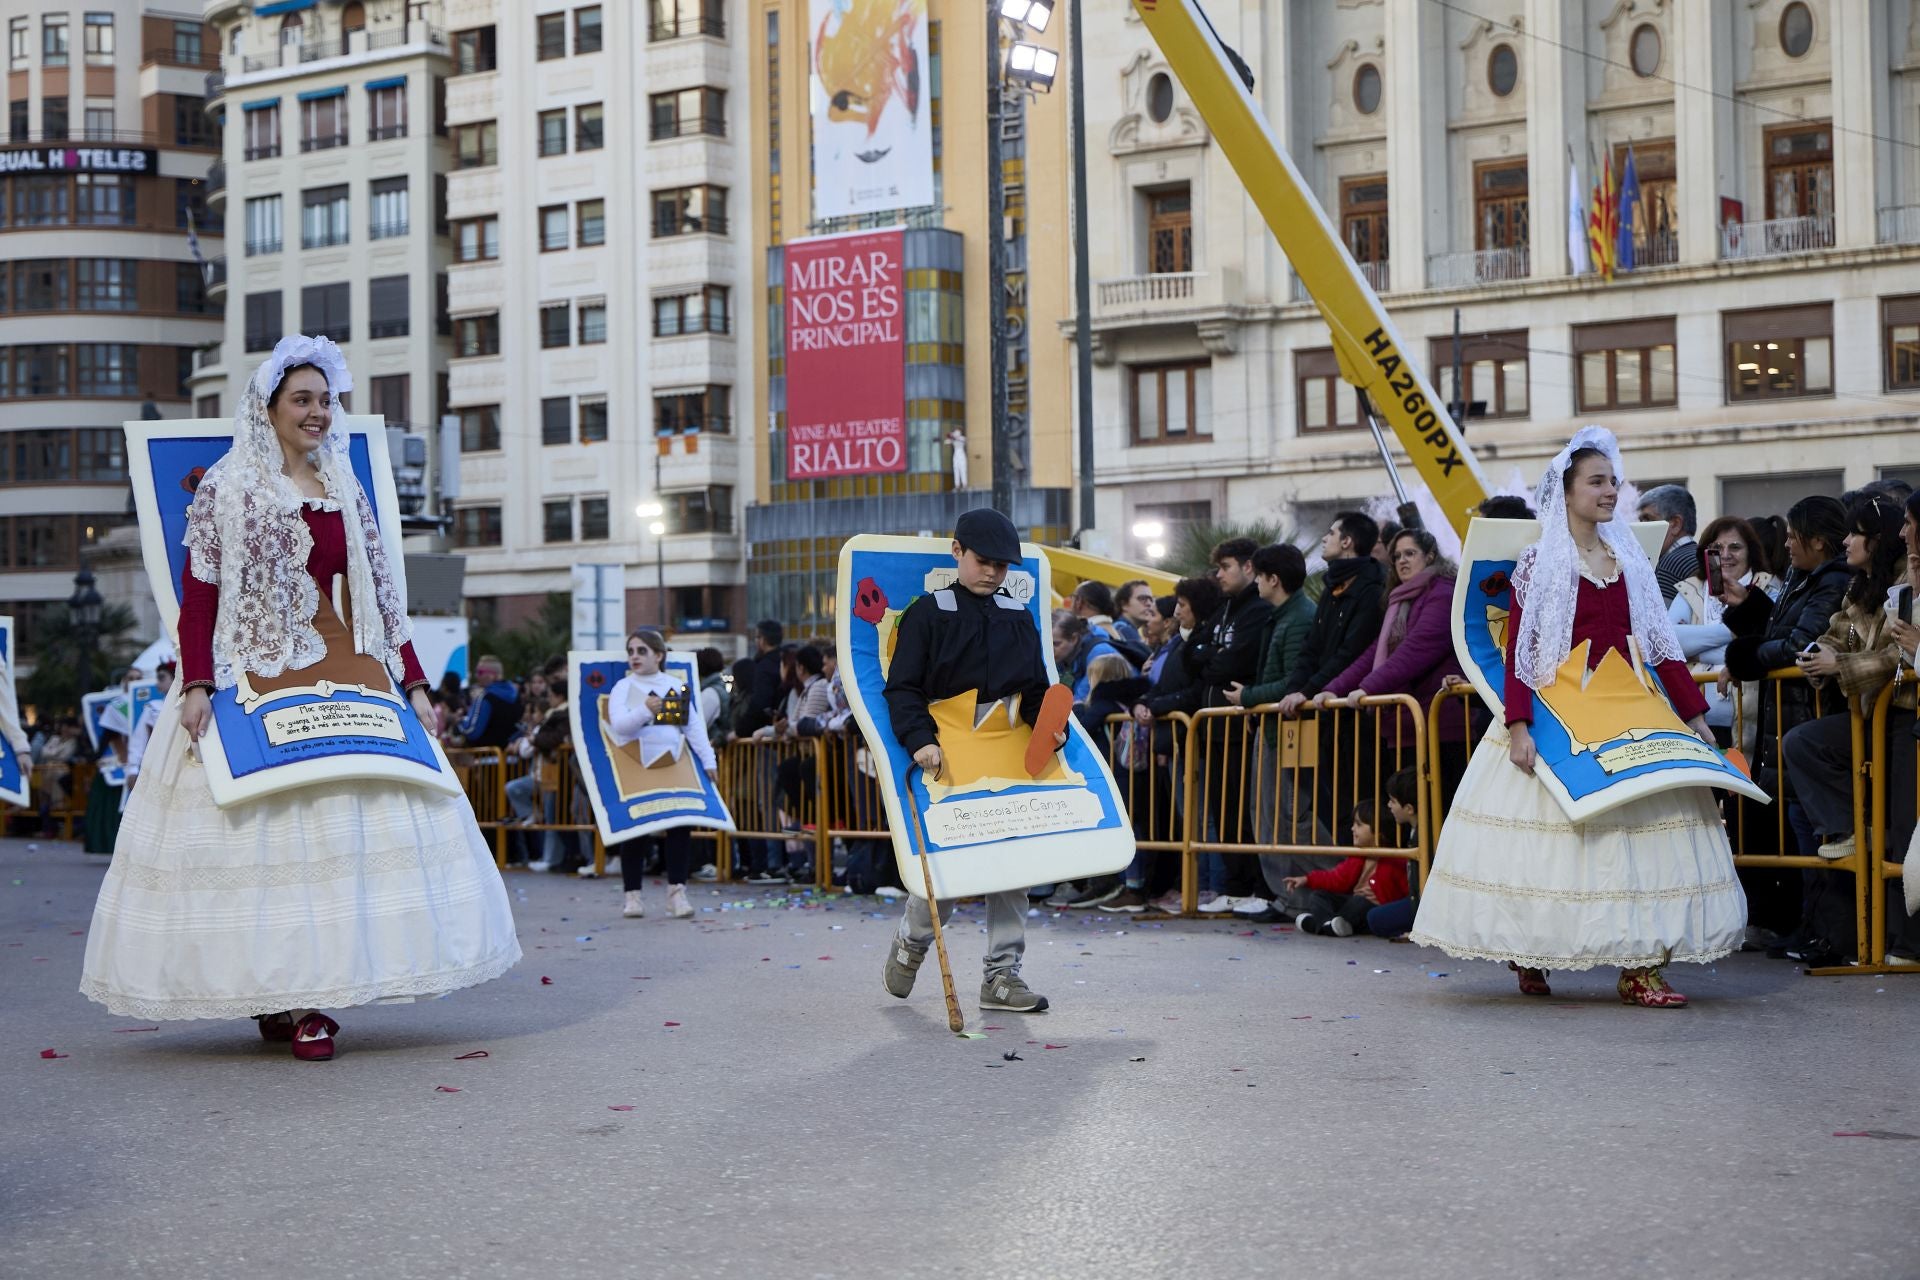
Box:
<box><xmin>1365</xmin><ymin>768</ymin><xmax>1421</xmax><ymax>940</ymax></box>
<box><xmin>1282</xmin><ymin>799</ymin><xmax>1410</xmax><ymax>937</ymax></box>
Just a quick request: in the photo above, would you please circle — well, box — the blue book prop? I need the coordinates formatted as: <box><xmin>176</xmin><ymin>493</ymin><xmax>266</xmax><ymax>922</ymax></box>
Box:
<box><xmin>1454</xmin><ymin>519</ymin><xmax>1769</xmax><ymax>822</ymax></box>
<box><xmin>569</xmin><ymin>650</ymin><xmax>735</xmax><ymax>844</ymax></box>
<box><xmin>835</xmin><ymin>535</ymin><xmax>1135</xmax><ymax>900</ymax></box>
<box><xmin>125</xmin><ymin>418</ymin><xmax>460</xmax><ymax>807</ymax></box>
<box><xmin>82</xmin><ymin>683</ymin><xmax>160</xmax><ymax>754</ymax></box>
<box><xmin>0</xmin><ymin>617</ymin><xmax>27</xmax><ymax>808</ymax></box>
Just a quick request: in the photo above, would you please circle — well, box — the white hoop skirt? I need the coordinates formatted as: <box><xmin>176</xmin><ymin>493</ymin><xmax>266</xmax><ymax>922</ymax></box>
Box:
<box><xmin>80</xmin><ymin>698</ymin><xmax>522</xmax><ymax>1021</ymax></box>
<box><xmin>1410</xmin><ymin>728</ymin><xmax>1747</xmax><ymax>972</ymax></box>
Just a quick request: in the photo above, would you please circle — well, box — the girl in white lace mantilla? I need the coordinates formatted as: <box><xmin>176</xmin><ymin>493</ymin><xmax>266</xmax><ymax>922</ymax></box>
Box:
<box><xmin>81</xmin><ymin>337</ymin><xmax>521</xmax><ymax>1057</ymax></box>
<box><xmin>1409</xmin><ymin>427</ymin><xmax>1747</xmax><ymax>1007</ymax></box>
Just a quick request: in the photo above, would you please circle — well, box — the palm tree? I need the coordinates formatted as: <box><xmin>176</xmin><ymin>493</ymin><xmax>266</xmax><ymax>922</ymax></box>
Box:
<box><xmin>1165</xmin><ymin>519</ymin><xmax>1296</xmax><ymax>579</ymax></box>
<box><xmin>19</xmin><ymin>602</ymin><xmax>141</xmax><ymax>717</ymax></box>
<box><xmin>468</xmin><ymin>592</ymin><xmax>573</xmax><ymax>681</ymax></box>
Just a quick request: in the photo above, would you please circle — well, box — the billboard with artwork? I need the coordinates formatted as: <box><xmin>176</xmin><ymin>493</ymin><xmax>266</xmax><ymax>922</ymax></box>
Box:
<box><xmin>810</xmin><ymin>0</ymin><xmax>934</xmax><ymax>219</ymax></box>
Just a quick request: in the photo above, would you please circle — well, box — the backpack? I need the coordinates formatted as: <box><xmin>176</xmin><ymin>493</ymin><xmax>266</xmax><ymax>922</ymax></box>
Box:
<box><xmin>702</xmin><ymin>673</ymin><xmax>733</xmax><ymax>742</ymax></box>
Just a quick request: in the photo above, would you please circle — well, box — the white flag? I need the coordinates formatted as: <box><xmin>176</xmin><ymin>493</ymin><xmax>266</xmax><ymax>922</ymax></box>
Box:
<box><xmin>1568</xmin><ymin>155</ymin><xmax>1592</xmax><ymax>276</ymax></box>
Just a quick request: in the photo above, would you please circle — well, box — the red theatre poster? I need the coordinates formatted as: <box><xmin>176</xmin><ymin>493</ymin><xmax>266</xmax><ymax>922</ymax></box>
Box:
<box><xmin>784</xmin><ymin>229</ymin><xmax>907</xmax><ymax>480</ymax></box>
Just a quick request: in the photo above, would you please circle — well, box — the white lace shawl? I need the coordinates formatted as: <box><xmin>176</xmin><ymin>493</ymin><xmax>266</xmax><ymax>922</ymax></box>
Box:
<box><xmin>181</xmin><ymin>369</ymin><xmax>411</xmax><ymax>691</ymax></box>
<box><xmin>1510</xmin><ymin>425</ymin><xmax>1684</xmax><ymax>691</ymax></box>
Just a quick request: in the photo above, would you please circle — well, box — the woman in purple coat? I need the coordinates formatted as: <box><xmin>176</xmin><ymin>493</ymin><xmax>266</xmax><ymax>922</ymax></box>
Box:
<box><xmin>1314</xmin><ymin>528</ymin><xmax>1471</xmax><ymax>800</ymax></box>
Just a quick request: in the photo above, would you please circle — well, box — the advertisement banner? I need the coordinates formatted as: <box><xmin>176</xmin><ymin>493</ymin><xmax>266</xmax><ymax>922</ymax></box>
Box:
<box><xmin>809</xmin><ymin>0</ymin><xmax>933</xmax><ymax>219</ymax></box>
<box><xmin>784</xmin><ymin>229</ymin><xmax>907</xmax><ymax>480</ymax></box>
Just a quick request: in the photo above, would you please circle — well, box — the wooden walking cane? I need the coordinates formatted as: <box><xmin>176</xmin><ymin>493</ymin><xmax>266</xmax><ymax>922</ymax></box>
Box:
<box><xmin>906</xmin><ymin>764</ymin><xmax>964</xmax><ymax>1034</ymax></box>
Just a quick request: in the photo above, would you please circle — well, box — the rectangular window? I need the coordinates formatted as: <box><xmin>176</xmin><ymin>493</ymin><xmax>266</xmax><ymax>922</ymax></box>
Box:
<box><xmin>43</xmin><ymin>15</ymin><xmax>69</xmax><ymax>67</ymax></box>
<box><xmin>579</xmin><ymin>397</ymin><xmax>608</xmax><ymax>442</ymax></box>
<box><xmin>540</xmin><ymin>303</ymin><xmax>571</xmax><ymax>348</ymax></box>
<box><xmin>369</xmin><ymin>176</ymin><xmax>409</xmax><ymax>239</ymax></box>
<box><xmin>575</xmin><ymin>102</ymin><xmax>604</xmax><ymax>151</ymax></box>
<box><xmin>368</xmin><ymin>275</ymin><xmax>409</xmax><ymax>339</ymax></box>
<box><xmin>453</xmin><ymin>120</ymin><xmax>497</xmax><ymax>168</ymax></box>
<box><xmin>455</xmin><ymin>313</ymin><xmax>500</xmax><ymax>357</ymax></box>
<box><xmin>579</xmin><ymin>495</ymin><xmax>609</xmax><ymax>540</ymax></box>
<box><xmin>176</xmin><ymin>176</ymin><xmax>216</xmax><ymax>233</ymax></box>
<box><xmin>301</xmin><ymin>93</ymin><xmax>347</xmax><ymax>152</ymax></box>
<box><xmin>83</xmin><ymin>12</ymin><xmax>113</xmax><ymax>63</ymax></box>
<box><xmin>452</xmin><ymin>505</ymin><xmax>503</xmax><ymax>548</ymax></box>
<box><xmin>302</xmin><ymin>283</ymin><xmax>350</xmax><ymax>343</ymax></box>
<box><xmin>76</xmin><ymin>259</ymin><xmax>137</xmax><ymax>311</ymax></box>
<box><xmin>369</xmin><ymin>374</ymin><xmax>409</xmax><ymax>424</ymax></box>
<box><xmin>172</xmin><ymin>21</ymin><xmax>203</xmax><ymax>65</ymax></box>
<box><xmin>9</xmin><ymin>97</ymin><xmax>26</xmax><ymax>141</ymax></box>
<box><xmin>543</xmin><ymin>499</ymin><xmax>573</xmax><ymax>543</ymax></box>
<box><xmin>536</xmin><ymin>12</ymin><xmax>567</xmax><ymax>60</ymax></box>
<box><xmin>576</xmin><ymin>198</ymin><xmax>606</xmax><ymax>246</ymax></box>
<box><xmin>11</xmin><ymin>345</ymin><xmax>70</xmax><ymax>396</ymax></box>
<box><xmin>1294</xmin><ymin>348</ymin><xmax>1362</xmax><ymax>433</ymax></box>
<box><xmin>650</xmin><ymin>87</ymin><xmax>726</xmax><ymax>139</ymax></box>
<box><xmin>654</xmin><ymin>384</ymin><xmax>731</xmax><ymax>434</ymax></box>
<box><xmin>246</xmin><ymin>194</ymin><xmax>283</xmax><ymax>254</ymax></box>
<box><xmin>667</xmin><ymin>486</ymin><xmax>735</xmax><ymax>534</ymax></box>
<box><xmin>650</xmin><ymin>0</ymin><xmax>725</xmax><ymax>41</ymax></box>
<box><xmin>1146</xmin><ymin>186</ymin><xmax>1192</xmax><ymax>274</ymax></box>
<box><xmin>453</xmin><ymin>26</ymin><xmax>496</xmax><ymax>75</ymax></box>
<box><xmin>1764</xmin><ymin>123</ymin><xmax>1834</xmax><ymax>229</ymax></box>
<box><xmin>84</xmin><ymin>99</ymin><xmax>115</xmax><ymax>140</ymax></box>
<box><xmin>75</xmin><ymin>173</ymin><xmax>132</xmax><ymax>226</ymax></box>
<box><xmin>1614</xmin><ymin>140</ymin><xmax>1678</xmax><ymax>267</ymax></box>
<box><xmin>42</xmin><ymin>95</ymin><xmax>67</xmax><ymax>140</ymax></box>
<box><xmin>652</xmin><ymin>185</ymin><xmax>728</xmax><ymax>237</ymax></box>
<box><xmin>368</xmin><ymin>84</ymin><xmax>406</xmax><ymax>140</ymax></box>
<box><xmin>1428</xmin><ymin>330</ymin><xmax>1529</xmax><ymax>420</ymax></box>
<box><xmin>245</xmin><ymin>103</ymin><xmax>281</xmax><ymax>160</ymax></box>
<box><xmin>459</xmin><ymin>405</ymin><xmax>502</xmax><ymax>452</ymax></box>
<box><xmin>13</xmin><ymin>176</ymin><xmax>69</xmax><ymax>225</ymax></box>
<box><xmin>173</xmin><ymin>95</ymin><xmax>213</xmax><ymax>147</ymax></box>
<box><xmin>1724</xmin><ymin>304</ymin><xmax>1833</xmax><ymax>402</ymax></box>
<box><xmin>8</xmin><ymin>18</ymin><xmax>26</xmax><ymax>70</ymax></box>
<box><xmin>77</xmin><ymin>343</ymin><xmax>137</xmax><ymax>396</ymax></box>
<box><xmin>1885</xmin><ymin>295</ymin><xmax>1920</xmax><ymax>392</ymax></box>
<box><xmin>541</xmin><ymin>396</ymin><xmax>571</xmax><ymax>445</ymax></box>
<box><xmin>575</xmin><ymin>7</ymin><xmax>604</xmax><ymax>54</ymax></box>
<box><xmin>539</xmin><ymin>204</ymin><xmax>569</xmax><ymax>251</ymax></box>
<box><xmin>77</xmin><ymin>426</ymin><xmax>125</xmax><ymax>480</ymax></box>
<box><xmin>1572</xmin><ymin>317</ymin><xmax>1678</xmax><ymax>412</ymax></box>
<box><xmin>454</xmin><ymin>216</ymin><xmax>499</xmax><ymax>262</ymax></box>
<box><xmin>301</xmin><ymin>185</ymin><xmax>350</xmax><ymax>248</ymax></box>
<box><xmin>14</xmin><ymin>259</ymin><xmax>69</xmax><ymax>310</ymax></box>
<box><xmin>538</xmin><ymin>108</ymin><xmax>568</xmax><ymax>156</ymax></box>
<box><xmin>1474</xmin><ymin>159</ymin><xmax>1530</xmax><ymax>252</ymax></box>
<box><xmin>652</xmin><ymin>287</ymin><xmax>730</xmax><ymax>336</ymax></box>
<box><xmin>1128</xmin><ymin>361</ymin><xmax>1212</xmax><ymax>443</ymax></box>
<box><xmin>176</xmin><ymin>262</ymin><xmax>210</xmax><ymax>314</ymax></box>
<box><xmin>578</xmin><ymin>301</ymin><xmax>606</xmax><ymax>344</ymax></box>
<box><xmin>245</xmin><ymin>292</ymin><xmax>282</xmax><ymax>352</ymax></box>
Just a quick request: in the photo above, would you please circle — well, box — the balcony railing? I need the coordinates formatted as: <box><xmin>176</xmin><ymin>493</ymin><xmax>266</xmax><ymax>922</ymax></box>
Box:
<box><xmin>1097</xmin><ymin>272</ymin><xmax>1201</xmax><ymax>309</ymax></box>
<box><xmin>1878</xmin><ymin>206</ymin><xmax>1920</xmax><ymax>246</ymax></box>
<box><xmin>656</xmin><ymin>417</ymin><xmax>733</xmax><ymax>436</ymax></box>
<box><xmin>1426</xmin><ymin>246</ymin><xmax>1530</xmax><ymax>289</ymax></box>
<box><xmin>1290</xmin><ymin>259</ymin><xmax>1390</xmax><ymax>301</ymax></box>
<box><xmin>369</xmin><ymin>220</ymin><xmax>410</xmax><ymax>241</ymax></box>
<box><xmin>206</xmin><ymin>161</ymin><xmax>225</xmax><ymax>194</ymax></box>
<box><xmin>244</xmin><ymin>142</ymin><xmax>281</xmax><ymax>160</ymax></box>
<box><xmin>144</xmin><ymin>46</ymin><xmax>220</xmax><ymax>71</ymax></box>
<box><xmin>650</xmin><ymin>15</ymin><xmax>726</xmax><ymax>41</ymax></box>
<box><xmin>1719</xmin><ymin>214</ymin><xmax>1834</xmax><ymax>261</ymax></box>
<box><xmin>369</xmin><ymin>123</ymin><xmax>408</xmax><ymax>141</ymax></box>
<box><xmin>204</xmin><ymin>68</ymin><xmax>225</xmax><ymax>99</ymax></box>
<box><xmin>195</xmin><ymin>342</ymin><xmax>222</xmax><ymax>370</ymax></box>
<box><xmin>301</xmin><ymin>133</ymin><xmax>348</xmax><ymax>153</ymax></box>
<box><xmin>245</xmin><ymin>237</ymin><xmax>281</xmax><ymax>256</ymax></box>
<box><xmin>204</xmin><ymin>256</ymin><xmax>227</xmax><ymax>287</ymax></box>
<box><xmin>1623</xmin><ymin>232</ymin><xmax>1680</xmax><ymax>269</ymax></box>
<box><xmin>650</xmin><ymin>116</ymin><xmax>727</xmax><ymax>141</ymax></box>
<box><xmin>240</xmin><ymin>26</ymin><xmax>442</xmax><ymax>73</ymax></box>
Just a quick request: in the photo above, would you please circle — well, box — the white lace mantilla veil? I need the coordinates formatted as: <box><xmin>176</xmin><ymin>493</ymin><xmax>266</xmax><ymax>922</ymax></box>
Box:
<box><xmin>181</xmin><ymin>334</ymin><xmax>413</xmax><ymax>690</ymax></box>
<box><xmin>1509</xmin><ymin>424</ymin><xmax>1684</xmax><ymax>691</ymax></box>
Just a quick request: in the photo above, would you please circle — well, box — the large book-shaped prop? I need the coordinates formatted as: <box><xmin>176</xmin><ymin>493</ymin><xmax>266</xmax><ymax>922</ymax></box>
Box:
<box><xmin>1456</xmin><ymin>518</ymin><xmax>1769</xmax><ymax>822</ymax></box>
<box><xmin>82</xmin><ymin>682</ymin><xmax>160</xmax><ymax>753</ymax></box>
<box><xmin>0</xmin><ymin>616</ymin><xmax>27</xmax><ymax>808</ymax></box>
<box><xmin>125</xmin><ymin>416</ymin><xmax>461</xmax><ymax>807</ymax></box>
<box><xmin>835</xmin><ymin>535</ymin><xmax>1135</xmax><ymax>900</ymax></box>
<box><xmin>569</xmin><ymin>649</ymin><xmax>735</xmax><ymax>845</ymax></box>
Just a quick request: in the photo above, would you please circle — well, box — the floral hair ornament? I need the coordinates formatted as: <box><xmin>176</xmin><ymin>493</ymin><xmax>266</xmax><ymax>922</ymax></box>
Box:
<box><xmin>249</xmin><ymin>333</ymin><xmax>355</xmax><ymax>404</ymax></box>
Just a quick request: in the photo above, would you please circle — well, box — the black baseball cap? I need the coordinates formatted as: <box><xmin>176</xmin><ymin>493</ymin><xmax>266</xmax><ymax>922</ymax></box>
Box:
<box><xmin>954</xmin><ymin>508</ymin><xmax>1022</xmax><ymax>563</ymax></box>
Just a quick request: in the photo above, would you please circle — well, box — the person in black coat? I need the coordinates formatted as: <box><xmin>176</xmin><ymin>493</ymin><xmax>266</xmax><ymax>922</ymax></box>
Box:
<box><xmin>729</xmin><ymin>620</ymin><xmax>787</xmax><ymax>880</ymax></box>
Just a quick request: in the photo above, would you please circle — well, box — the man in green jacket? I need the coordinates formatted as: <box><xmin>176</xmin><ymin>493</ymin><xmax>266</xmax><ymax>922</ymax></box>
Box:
<box><xmin>1222</xmin><ymin>543</ymin><xmax>1323</xmax><ymax>916</ymax></box>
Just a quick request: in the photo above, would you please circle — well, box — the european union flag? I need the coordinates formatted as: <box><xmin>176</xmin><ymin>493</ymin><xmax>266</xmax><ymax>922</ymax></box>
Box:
<box><xmin>1617</xmin><ymin>146</ymin><xmax>1641</xmax><ymax>273</ymax></box>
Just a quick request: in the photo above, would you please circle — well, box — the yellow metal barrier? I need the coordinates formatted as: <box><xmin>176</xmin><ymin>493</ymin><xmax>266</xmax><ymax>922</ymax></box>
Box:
<box><xmin>1094</xmin><ymin>710</ymin><xmax>1191</xmax><ymax>913</ymax></box>
<box><xmin>1864</xmin><ymin>674</ymin><xmax>1919</xmax><ymax>976</ymax></box>
<box><xmin>26</xmin><ymin>759</ymin><xmax>93</xmax><ymax>839</ymax></box>
<box><xmin>714</xmin><ymin>734</ymin><xmax>826</xmax><ymax>889</ymax></box>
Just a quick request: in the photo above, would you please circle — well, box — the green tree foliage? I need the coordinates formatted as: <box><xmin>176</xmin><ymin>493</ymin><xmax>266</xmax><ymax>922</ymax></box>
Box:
<box><xmin>467</xmin><ymin>591</ymin><xmax>572</xmax><ymax>681</ymax></box>
<box><xmin>19</xmin><ymin>603</ymin><xmax>141</xmax><ymax>718</ymax></box>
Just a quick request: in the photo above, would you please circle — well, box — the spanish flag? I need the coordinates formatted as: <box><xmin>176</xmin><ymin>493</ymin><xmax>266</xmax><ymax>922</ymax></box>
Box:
<box><xmin>1587</xmin><ymin>152</ymin><xmax>1618</xmax><ymax>282</ymax></box>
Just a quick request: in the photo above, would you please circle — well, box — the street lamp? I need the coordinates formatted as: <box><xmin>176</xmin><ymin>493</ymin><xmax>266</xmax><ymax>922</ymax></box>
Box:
<box><xmin>1006</xmin><ymin>42</ymin><xmax>1058</xmax><ymax>90</ymax></box>
<box><xmin>999</xmin><ymin>0</ymin><xmax>1053</xmax><ymax>32</ymax></box>
<box><xmin>68</xmin><ymin>560</ymin><xmax>103</xmax><ymax>706</ymax></box>
<box><xmin>635</xmin><ymin>501</ymin><xmax>667</xmax><ymax>630</ymax></box>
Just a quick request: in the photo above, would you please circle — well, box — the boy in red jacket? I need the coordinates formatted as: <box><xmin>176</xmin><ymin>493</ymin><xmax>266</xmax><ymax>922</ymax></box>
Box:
<box><xmin>1281</xmin><ymin>801</ymin><xmax>1409</xmax><ymax>937</ymax></box>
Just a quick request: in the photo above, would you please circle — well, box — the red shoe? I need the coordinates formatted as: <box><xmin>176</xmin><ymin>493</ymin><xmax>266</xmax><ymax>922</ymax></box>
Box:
<box><xmin>1508</xmin><ymin>962</ymin><xmax>1552</xmax><ymax>997</ymax></box>
<box><xmin>291</xmin><ymin>1013</ymin><xmax>340</xmax><ymax>1060</ymax></box>
<box><xmin>255</xmin><ymin>1012</ymin><xmax>297</xmax><ymax>1042</ymax></box>
<box><xmin>1617</xmin><ymin>969</ymin><xmax>1688</xmax><ymax>1008</ymax></box>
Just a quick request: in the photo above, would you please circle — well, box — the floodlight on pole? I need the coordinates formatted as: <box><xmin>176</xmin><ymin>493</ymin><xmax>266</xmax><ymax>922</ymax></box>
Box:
<box><xmin>999</xmin><ymin>0</ymin><xmax>1053</xmax><ymax>32</ymax></box>
<box><xmin>635</xmin><ymin>501</ymin><xmax>664</xmax><ymax>519</ymax></box>
<box><xmin>648</xmin><ymin>520</ymin><xmax>666</xmax><ymax>537</ymax></box>
<box><xmin>1145</xmin><ymin>542</ymin><xmax>1166</xmax><ymax>561</ymax></box>
<box><xmin>1006</xmin><ymin>42</ymin><xmax>1058</xmax><ymax>90</ymax></box>
<box><xmin>1131</xmin><ymin>519</ymin><xmax>1165</xmax><ymax>541</ymax></box>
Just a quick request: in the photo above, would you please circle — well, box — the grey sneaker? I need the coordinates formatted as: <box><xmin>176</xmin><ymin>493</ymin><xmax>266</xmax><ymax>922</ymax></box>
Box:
<box><xmin>883</xmin><ymin>941</ymin><xmax>925</xmax><ymax>998</ymax></box>
<box><xmin>980</xmin><ymin>972</ymin><xmax>1050</xmax><ymax>1013</ymax></box>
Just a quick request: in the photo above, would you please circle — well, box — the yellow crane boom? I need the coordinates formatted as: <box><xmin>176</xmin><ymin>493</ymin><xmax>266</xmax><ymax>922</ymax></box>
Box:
<box><xmin>1131</xmin><ymin>0</ymin><xmax>1492</xmax><ymax>537</ymax></box>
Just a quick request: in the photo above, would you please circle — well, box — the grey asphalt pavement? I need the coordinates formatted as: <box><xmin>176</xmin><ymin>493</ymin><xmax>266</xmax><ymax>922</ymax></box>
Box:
<box><xmin>2</xmin><ymin>836</ymin><xmax>1916</xmax><ymax>1280</ymax></box>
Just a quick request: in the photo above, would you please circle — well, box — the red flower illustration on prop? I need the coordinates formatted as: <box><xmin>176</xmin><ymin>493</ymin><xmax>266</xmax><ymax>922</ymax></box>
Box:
<box><xmin>180</xmin><ymin>466</ymin><xmax>207</xmax><ymax>494</ymax></box>
<box><xmin>1480</xmin><ymin>571</ymin><xmax>1510</xmax><ymax>598</ymax></box>
<box><xmin>584</xmin><ymin>668</ymin><xmax>607</xmax><ymax>690</ymax></box>
<box><xmin>852</xmin><ymin>577</ymin><xmax>889</xmax><ymax>625</ymax></box>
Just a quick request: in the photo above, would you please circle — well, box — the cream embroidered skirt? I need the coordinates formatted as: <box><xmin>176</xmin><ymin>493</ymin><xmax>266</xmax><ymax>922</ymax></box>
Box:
<box><xmin>81</xmin><ymin>695</ymin><xmax>522</xmax><ymax>1021</ymax></box>
<box><xmin>1410</xmin><ymin>728</ymin><xmax>1747</xmax><ymax>971</ymax></box>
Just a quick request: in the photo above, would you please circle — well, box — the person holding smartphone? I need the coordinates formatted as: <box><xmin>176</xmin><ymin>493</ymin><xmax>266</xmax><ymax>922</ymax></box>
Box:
<box><xmin>1670</xmin><ymin>517</ymin><xmax>1780</xmax><ymax>751</ymax></box>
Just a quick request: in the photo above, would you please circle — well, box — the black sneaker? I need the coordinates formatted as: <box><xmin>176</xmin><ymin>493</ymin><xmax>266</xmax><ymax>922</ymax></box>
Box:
<box><xmin>1065</xmin><ymin>882</ymin><xmax>1123</xmax><ymax>909</ymax></box>
<box><xmin>1294</xmin><ymin>914</ymin><xmax>1324</xmax><ymax>936</ymax></box>
<box><xmin>1097</xmin><ymin>888</ymin><xmax>1149</xmax><ymax>914</ymax></box>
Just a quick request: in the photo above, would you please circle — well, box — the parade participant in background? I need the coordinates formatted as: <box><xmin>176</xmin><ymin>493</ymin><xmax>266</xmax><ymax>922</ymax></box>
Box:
<box><xmin>123</xmin><ymin>661</ymin><xmax>177</xmax><ymax>796</ymax></box>
<box><xmin>80</xmin><ymin>336</ymin><xmax>520</xmax><ymax>1059</ymax></box>
<box><xmin>605</xmin><ymin>628</ymin><xmax>717</xmax><ymax>919</ymax></box>
<box><xmin>1411</xmin><ymin>427</ymin><xmax>1745</xmax><ymax>1007</ymax></box>
<box><xmin>881</xmin><ymin>508</ymin><xmax>1064</xmax><ymax>1013</ymax></box>
<box><xmin>455</xmin><ymin>655</ymin><xmax>521</xmax><ymax>748</ymax></box>
<box><xmin>82</xmin><ymin>671</ymin><xmax>136</xmax><ymax>855</ymax></box>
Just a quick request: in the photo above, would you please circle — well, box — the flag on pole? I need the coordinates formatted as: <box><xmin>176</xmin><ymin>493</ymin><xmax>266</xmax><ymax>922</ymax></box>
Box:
<box><xmin>1568</xmin><ymin>149</ymin><xmax>1592</xmax><ymax>276</ymax></box>
<box><xmin>185</xmin><ymin>207</ymin><xmax>209</xmax><ymax>285</ymax></box>
<box><xmin>1616</xmin><ymin>145</ymin><xmax>1641</xmax><ymax>273</ymax></box>
<box><xmin>1587</xmin><ymin>152</ymin><xmax>1618</xmax><ymax>282</ymax></box>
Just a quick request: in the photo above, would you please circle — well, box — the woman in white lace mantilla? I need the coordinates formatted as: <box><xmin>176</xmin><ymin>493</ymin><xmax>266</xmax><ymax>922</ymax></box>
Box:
<box><xmin>1409</xmin><ymin>428</ymin><xmax>1746</xmax><ymax>1007</ymax></box>
<box><xmin>80</xmin><ymin>337</ymin><xmax>521</xmax><ymax>1058</ymax></box>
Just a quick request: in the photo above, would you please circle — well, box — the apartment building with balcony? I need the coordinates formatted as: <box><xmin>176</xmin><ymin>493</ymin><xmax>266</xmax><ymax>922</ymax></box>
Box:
<box><xmin>193</xmin><ymin>0</ymin><xmax>454</xmax><ymax>514</ymax></box>
<box><xmin>1</xmin><ymin>0</ymin><xmax>221</xmax><ymax>660</ymax></box>
<box><xmin>442</xmin><ymin>0</ymin><xmax>755</xmax><ymax>642</ymax></box>
<box><xmin>1083</xmin><ymin>0</ymin><xmax>1920</xmax><ymax>559</ymax></box>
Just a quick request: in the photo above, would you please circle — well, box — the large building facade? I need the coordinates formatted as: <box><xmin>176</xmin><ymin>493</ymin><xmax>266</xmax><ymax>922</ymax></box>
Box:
<box><xmin>1081</xmin><ymin>0</ymin><xmax>1920</xmax><ymax>558</ymax></box>
<box><xmin>1</xmin><ymin>0</ymin><xmax>221</xmax><ymax>658</ymax></box>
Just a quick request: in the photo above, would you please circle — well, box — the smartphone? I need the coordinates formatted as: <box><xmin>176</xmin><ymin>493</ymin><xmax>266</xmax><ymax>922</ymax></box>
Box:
<box><xmin>1900</xmin><ymin>586</ymin><xmax>1913</xmax><ymax>625</ymax></box>
<box><xmin>1706</xmin><ymin>547</ymin><xmax>1724</xmax><ymax>597</ymax></box>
